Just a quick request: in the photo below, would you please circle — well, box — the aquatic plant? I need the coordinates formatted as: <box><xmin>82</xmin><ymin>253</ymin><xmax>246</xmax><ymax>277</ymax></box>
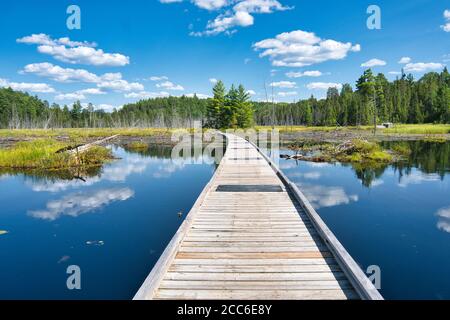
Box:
<box><xmin>0</xmin><ymin>139</ymin><xmax>113</xmax><ymax>169</ymax></box>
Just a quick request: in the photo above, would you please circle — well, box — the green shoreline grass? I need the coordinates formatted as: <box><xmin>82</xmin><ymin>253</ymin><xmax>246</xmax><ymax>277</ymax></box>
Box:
<box><xmin>288</xmin><ymin>139</ymin><xmax>400</xmax><ymax>164</ymax></box>
<box><xmin>0</xmin><ymin>124</ymin><xmax>449</xmax><ymax>139</ymax></box>
<box><xmin>0</xmin><ymin>139</ymin><xmax>113</xmax><ymax>170</ymax></box>
<box><xmin>0</xmin><ymin>128</ymin><xmax>174</xmax><ymax>139</ymax></box>
<box><xmin>0</xmin><ymin>124</ymin><xmax>447</xmax><ymax>170</ymax></box>
<box><xmin>256</xmin><ymin>124</ymin><xmax>450</xmax><ymax>135</ymax></box>
<box><xmin>125</xmin><ymin>141</ymin><xmax>149</xmax><ymax>151</ymax></box>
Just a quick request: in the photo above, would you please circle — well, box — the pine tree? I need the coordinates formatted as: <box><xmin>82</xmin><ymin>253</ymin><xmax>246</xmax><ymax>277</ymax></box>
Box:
<box><xmin>356</xmin><ymin>69</ymin><xmax>375</xmax><ymax>125</ymax></box>
<box><xmin>70</xmin><ymin>101</ymin><xmax>82</xmax><ymax>127</ymax></box>
<box><xmin>325</xmin><ymin>87</ymin><xmax>339</xmax><ymax>126</ymax></box>
<box><xmin>222</xmin><ymin>85</ymin><xmax>238</xmax><ymax>128</ymax></box>
<box><xmin>339</xmin><ymin>84</ymin><xmax>353</xmax><ymax>126</ymax></box>
<box><xmin>236</xmin><ymin>85</ymin><xmax>254</xmax><ymax>128</ymax></box>
<box><xmin>206</xmin><ymin>80</ymin><xmax>225</xmax><ymax>128</ymax></box>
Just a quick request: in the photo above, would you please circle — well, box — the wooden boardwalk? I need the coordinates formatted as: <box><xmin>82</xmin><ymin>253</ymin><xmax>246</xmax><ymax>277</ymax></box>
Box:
<box><xmin>134</xmin><ymin>134</ymin><xmax>382</xmax><ymax>300</ymax></box>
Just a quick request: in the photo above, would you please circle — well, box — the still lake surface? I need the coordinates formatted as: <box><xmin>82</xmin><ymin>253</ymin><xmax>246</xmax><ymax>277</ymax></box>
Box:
<box><xmin>0</xmin><ymin>145</ymin><xmax>217</xmax><ymax>299</ymax></box>
<box><xmin>0</xmin><ymin>140</ymin><xmax>448</xmax><ymax>299</ymax></box>
<box><xmin>280</xmin><ymin>141</ymin><xmax>450</xmax><ymax>299</ymax></box>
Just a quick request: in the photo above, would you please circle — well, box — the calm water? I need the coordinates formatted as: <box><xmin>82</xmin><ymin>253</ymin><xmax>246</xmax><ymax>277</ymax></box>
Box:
<box><xmin>0</xmin><ymin>140</ymin><xmax>449</xmax><ymax>299</ymax></box>
<box><xmin>0</xmin><ymin>145</ymin><xmax>217</xmax><ymax>299</ymax></box>
<box><xmin>280</xmin><ymin>141</ymin><xmax>450</xmax><ymax>299</ymax></box>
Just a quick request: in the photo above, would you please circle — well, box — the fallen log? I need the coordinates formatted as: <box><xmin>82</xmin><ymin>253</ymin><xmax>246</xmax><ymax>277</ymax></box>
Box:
<box><xmin>56</xmin><ymin>134</ymin><xmax>120</xmax><ymax>155</ymax></box>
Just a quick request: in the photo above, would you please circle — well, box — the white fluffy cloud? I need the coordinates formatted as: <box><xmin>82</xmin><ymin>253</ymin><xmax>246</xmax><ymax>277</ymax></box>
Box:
<box><xmin>307</xmin><ymin>82</ymin><xmax>342</xmax><ymax>90</ymax></box>
<box><xmin>186</xmin><ymin>93</ymin><xmax>211</xmax><ymax>99</ymax></box>
<box><xmin>398</xmin><ymin>57</ymin><xmax>411</xmax><ymax>64</ymax></box>
<box><xmin>254</xmin><ymin>30</ymin><xmax>360</xmax><ymax>67</ymax></box>
<box><xmin>246</xmin><ymin>89</ymin><xmax>256</xmax><ymax>95</ymax></box>
<box><xmin>286</xmin><ymin>70</ymin><xmax>322</xmax><ymax>78</ymax></box>
<box><xmin>97</xmin><ymin>75</ymin><xmax>145</xmax><ymax>92</ymax></box>
<box><xmin>22</xmin><ymin>63</ymin><xmax>100</xmax><ymax>83</ymax></box>
<box><xmin>22</xmin><ymin>62</ymin><xmax>144</xmax><ymax>93</ymax></box>
<box><xmin>125</xmin><ymin>91</ymin><xmax>170</xmax><ymax>99</ymax></box>
<box><xmin>209</xmin><ymin>78</ymin><xmax>218</xmax><ymax>84</ymax></box>
<box><xmin>277</xmin><ymin>91</ymin><xmax>297</xmax><ymax>97</ymax></box>
<box><xmin>55</xmin><ymin>88</ymin><xmax>105</xmax><ymax>101</ymax></box>
<box><xmin>361</xmin><ymin>58</ymin><xmax>387</xmax><ymax>68</ymax></box>
<box><xmin>270</xmin><ymin>81</ymin><xmax>296</xmax><ymax>88</ymax></box>
<box><xmin>193</xmin><ymin>0</ymin><xmax>229</xmax><ymax>10</ymax></box>
<box><xmin>77</xmin><ymin>88</ymin><xmax>105</xmax><ymax>95</ymax></box>
<box><xmin>17</xmin><ymin>34</ymin><xmax>129</xmax><ymax>66</ymax></box>
<box><xmin>55</xmin><ymin>92</ymin><xmax>86</xmax><ymax>101</ymax></box>
<box><xmin>17</xmin><ymin>33</ymin><xmax>97</xmax><ymax>48</ymax></box>
<box><xmin>194</xmin><ymin>10</ymin><xmax>254</xmax><ymax>36</ymax></box>
<box><xmin>403</xmin><ymin>62</ymin><xmax>445</xmax><ymax>73</ymax></box>
<box><xmin>149</xmin><ymin>76</ymin><xmax>169</xmax><ymax>81</ymax></box>
<box><xmin>189</xmin><ymin>0</ymin><xmax>291</xmax><ymax>36</ymax></box>
<box><xmin>156</xmin><ymin>80</ymin><xmax>184</xmax><ymax>91</ymax></box>
<box><xmin>94</xmin><ymin>104</ymin><xmax>121</xmax><ymax>112</ymax></box>
<box><xmin>0</xmin><ymin>78</ymin><xmax>55</xmax><ymax>93</ymax></box>
<box><xmin>441</xmin><ymin>10</ymin><xmax>450</xmax><ymax>32</ymax></box>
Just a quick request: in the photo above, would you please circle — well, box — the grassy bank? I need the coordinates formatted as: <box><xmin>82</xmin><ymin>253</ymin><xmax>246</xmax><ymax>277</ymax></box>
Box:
<box><xmin>287</xmin><ymin>139</ymin><xmax>405</xmax><ymax>164</ymax></box>
<box><xmin>0</xmin><ymin>139</ymin><xmax>113</xmax><ymax>169</ymax></box>
<box><xmin>256</xmin><ymin>124</ymin><xmax>450</xmax><ymax>134</ymax></box>
<box><xmin>125</xmin><ymin>141</ymin><xmax>149</xmax><ymax>151</ymax></box>
<box><xmin>0</xmin><ymin>128</ymin><xmax>174</xmax><ymax>139</ymax></box>
<box><xmin>1</xmin><ymin>124</ymin><xmax>449</xmax><ymax>139</ymax></box>
<box><xmin>383</xmin><ymin>124</ymin><xmax>450</xmax><ymax>134</ymax></box>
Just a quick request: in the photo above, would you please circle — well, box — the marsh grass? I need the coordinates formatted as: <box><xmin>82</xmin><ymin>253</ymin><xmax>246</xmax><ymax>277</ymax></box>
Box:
<box><xmin>257</xmin><ymin>124</ymin><xmax>450</xmax><ymax>134</ymax></box>
<box><xmin>0</xmin><ymin>139</ymin><xmax>113</xmax><ymax>169</ymax></box>
<box><xmin>390</xmin><ymin>142</ymin><xmax>412</xmax><ymax>155</ymax></box>
<box><xmin>125</xmin><ymin>141</ymin><xmax>149</xmax><ymax>151</ymax></box>
<box><xmin>383</xmin><ymin>124</ymin><xmax>450</xmax><ymax>134</ymax></box>
<box><xmin>336</xmin><ymin>139</ymin><xmax>393</xmax><ymax>163</ymax></box>
<box><xmin>0</xmin><ymin>128</ymin><xmax>174</xmax><ymax>139</ymax></box>
<box><xmin>289</xmin><ymin>139</ymin><xmax>394</xmax><ymax>164</ymax></box>
<box><xmin>256</xmin><ymin>125</ymin><xmax>370</xmax><ymax>133</ymax></box>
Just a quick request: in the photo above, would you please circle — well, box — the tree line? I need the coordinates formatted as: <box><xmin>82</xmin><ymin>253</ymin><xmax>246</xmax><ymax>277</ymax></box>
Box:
<box><xmin>0</xmin><ymin>68</ymin><xmax>448</xmax><ymax>129</ymax></box>
<box><xmin>255</xmin><ymin>68</ymin><xmax>449</xmax><ymax>126</ymax></box>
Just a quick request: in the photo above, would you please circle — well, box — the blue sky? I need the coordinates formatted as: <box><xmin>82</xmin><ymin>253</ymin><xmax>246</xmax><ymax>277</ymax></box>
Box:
<box><xmin>0</xmin><ymin>0</ymin><xmax>449</xmax><ymax>111</ymax></box>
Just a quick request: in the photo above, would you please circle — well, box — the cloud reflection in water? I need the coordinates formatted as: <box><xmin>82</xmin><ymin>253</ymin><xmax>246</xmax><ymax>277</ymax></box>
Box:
<box><xmin>296</xmin><ymin>183</ymin><xmax>358</xmax><ymax>209</ymax></box>
<box><xmin>28</xmin><ymin>188</ymin><xmax>134</xmax><ymax>221</ymax></box>
<box><xmin>436</xmin><ymin>207</ymin><xmax>450</xmax><ymax>233</ymax></box>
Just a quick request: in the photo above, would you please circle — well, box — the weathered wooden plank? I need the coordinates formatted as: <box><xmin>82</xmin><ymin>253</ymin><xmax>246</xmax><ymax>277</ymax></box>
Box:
<box><xmin>163</xmin><ymin>271</ymin><xmax>348</xmax><ymax>281</ymax></box>
<box><xmin>159</xmin><ymin>279</ymin><xmax>354</xmax><ymax>290</ymax></box>
<box><xmin>168</xmin><ymin>264</ymin><xmax>342</xmax><ymax>273</ymax></box>
<box><xmin>178</xmin><ymin>246</ymin><xmax>329</xmax><ymax>253</ymax></box>
<box><xmin>155</xmin><ymin>289</ymin><xmax>358</xmax><ymax>300</ymax></box>
<box><xmin>182</xmin><ymin>241</ymin><xmax>321</xmax><ymax>247</ymax></box>
<box><xmin>176</xmin><ymin>251</ymin><xmax>333</xmax><ymax>259</ymax></box>
<box><xmin>171</xmin><ymin>258</ymin><xmax>336</xmax><ymax>265</ymax></box>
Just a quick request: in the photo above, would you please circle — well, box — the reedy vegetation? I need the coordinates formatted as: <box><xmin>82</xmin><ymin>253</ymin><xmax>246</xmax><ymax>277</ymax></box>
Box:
<box><xmin>0</xmin><ymin>139</ymin><xmax>113</xmax><ymax>169</ymax></box>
